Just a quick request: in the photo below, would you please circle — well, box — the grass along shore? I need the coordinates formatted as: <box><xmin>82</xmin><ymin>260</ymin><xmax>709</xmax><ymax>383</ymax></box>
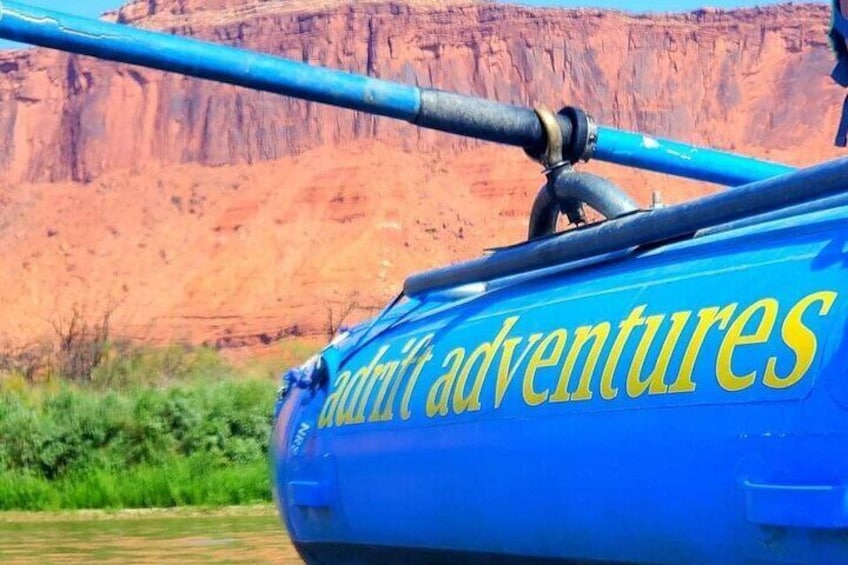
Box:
<box><xmin>0</xmin><ymin>339</ymin><xmax>318</xmax><ymax>512</ymax></box>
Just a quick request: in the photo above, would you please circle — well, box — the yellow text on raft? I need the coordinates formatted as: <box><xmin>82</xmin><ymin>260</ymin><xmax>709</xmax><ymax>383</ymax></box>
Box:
<box><xmin>318</xmin><ymin>290</ymin><xmax>837</xmax><ymax>428</ymax></box>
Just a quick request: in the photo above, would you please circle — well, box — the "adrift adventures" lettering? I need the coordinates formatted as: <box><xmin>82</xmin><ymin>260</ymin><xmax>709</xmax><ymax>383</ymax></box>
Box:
<box><xmin>318</xmin><ymin>290</ymin><xmax>838</xmax><ymax>428</ymax></box>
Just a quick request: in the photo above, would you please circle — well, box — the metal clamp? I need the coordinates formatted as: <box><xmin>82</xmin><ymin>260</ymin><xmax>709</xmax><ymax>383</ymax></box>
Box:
<box><xmin>529</xmin><ymin>105</ymin><xmax>598</xmax><ymax>171</ymax></box>
<box><xmin>533</xmin><ymin>105</ymin><xmax>568</xmax><ymax>172</ymax></box>
<box><xmin>561</xmin><ymin>106</ymin><xmax>597</xmax><ymax>164</ymax></box>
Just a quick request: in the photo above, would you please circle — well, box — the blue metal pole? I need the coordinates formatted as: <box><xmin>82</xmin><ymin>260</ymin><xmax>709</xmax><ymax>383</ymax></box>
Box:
<box><xmin>0</xmin><ymin>0</ymin><xmax>421</xmax><ymax>120</ymax></box>
<box><xmin>0</xmin><ymin>1</ymin><xmax>795</xmax><ymax>185</ymax></box>
<box><xmin>594</xmin><ymin>126</ymin><xmax>796</xmax><ymax>188</ymax></box>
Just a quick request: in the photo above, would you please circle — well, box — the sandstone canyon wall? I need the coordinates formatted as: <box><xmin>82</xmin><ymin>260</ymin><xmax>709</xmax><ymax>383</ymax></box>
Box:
<box><xmin>0</xmin><ymin>0</ymin><xmax>843</xmax><ymax>185</ymax></box>
<box><xmin>0</xmin><ymin>0</ymin><xmax>844</xmax><ymax>350</ymax></box>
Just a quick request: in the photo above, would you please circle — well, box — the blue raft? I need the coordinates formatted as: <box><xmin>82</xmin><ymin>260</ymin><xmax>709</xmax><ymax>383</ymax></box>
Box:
<box><xmin>1</xmin><ymin>2</ymin><xmax>848</xmax><ymax>563</ymax></box>
<box><xmin>273</xmin><ymin>173</ymin><xmax>848</xmax><ymax>564</ymax></box>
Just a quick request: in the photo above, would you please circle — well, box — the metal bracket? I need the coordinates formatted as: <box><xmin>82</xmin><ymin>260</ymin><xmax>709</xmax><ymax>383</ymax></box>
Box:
<box><xmin>528</xmin><ymin>168</ymin><xmax>639</xmax><ymax>239</ymax></box>
<box><xmin>524</xmin><ymin>105</ymin><xmax>621</xmax><ymax>233</ymax></box>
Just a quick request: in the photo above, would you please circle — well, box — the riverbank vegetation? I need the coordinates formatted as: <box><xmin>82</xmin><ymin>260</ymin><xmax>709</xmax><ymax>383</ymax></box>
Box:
<box><xmin>0</xmin><ymin>335</ymin><xmax>318</xmax><ymax>511</ymax></box>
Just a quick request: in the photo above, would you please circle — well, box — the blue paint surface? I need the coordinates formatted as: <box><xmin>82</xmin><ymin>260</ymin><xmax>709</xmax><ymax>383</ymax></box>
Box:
<box><xmin>273</xmin><ymin>200</ymin><xmax>848</xmax><ymax>564</ymax></box>
<box><xmin>595</xmin><ymin>126</ymin><xmax>795</xmax><ymax>186</ymax></box>
<box><xmin>0</xmin><ymin>0</ymin><xmax>118</xmax><ymax>48</ymax></box>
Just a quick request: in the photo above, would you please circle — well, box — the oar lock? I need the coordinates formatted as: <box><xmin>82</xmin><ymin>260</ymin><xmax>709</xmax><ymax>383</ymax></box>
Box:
<box><xmin>528</xmin><ymin>104</ymin><xmax>597</xmax><ymax>171</ymax></box>
<box><xmin>526</xmin><ymin>105</ymin><xmax>639</xmax><ymax>239</ymax></box>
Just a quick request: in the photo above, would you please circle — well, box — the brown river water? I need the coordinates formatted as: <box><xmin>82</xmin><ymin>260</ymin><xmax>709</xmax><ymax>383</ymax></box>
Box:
<box><xmin>0</xmin><ymin>506</ymin><xmax>304</xmax><ymax>564</ymax></box>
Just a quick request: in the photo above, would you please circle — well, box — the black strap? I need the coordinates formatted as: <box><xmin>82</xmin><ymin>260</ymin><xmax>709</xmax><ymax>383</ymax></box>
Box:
<box><xmin>834</xmin><ymin>1</ymin><xmax>848</xmax><ymax>38</ymax></box>
<box><xmin>832</xmin><ymin>3</ymin><xmax>848</xmax><ymax>146</ymax></box>
<box><xmin>837</xmin><ymin>93</ymin><xmax>848</xmax><ymax>147</ymax></box>
<box><xmin>833</xmin><ymin>59</ymin><xmax>848</xmax><ymax>88</ymax></box>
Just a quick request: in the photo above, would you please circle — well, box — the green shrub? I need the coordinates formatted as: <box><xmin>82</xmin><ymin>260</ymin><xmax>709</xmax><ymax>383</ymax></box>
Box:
<box><xmin>0</xmin><ymin>343</ymin><xmax>286</xmax><ymax>511</ymax></box>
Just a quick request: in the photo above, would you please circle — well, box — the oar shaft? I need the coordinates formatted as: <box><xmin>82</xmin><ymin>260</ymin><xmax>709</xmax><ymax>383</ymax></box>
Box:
<box><xmin>0</xmin><ymin>0</ymin><xmax>421</xmax><ymax>119</ymax></box>
<box><xmin>594</xmin><ymin>127</ymin><xmax>795</xmax><ymax>187</ymax></box>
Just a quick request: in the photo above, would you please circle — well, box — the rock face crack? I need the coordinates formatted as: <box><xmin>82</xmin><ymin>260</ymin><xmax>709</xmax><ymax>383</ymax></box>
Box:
<box><xmin>366</xmin><ymin>16</ymin><xmax>378</xmax><ymax>77</ymax></box>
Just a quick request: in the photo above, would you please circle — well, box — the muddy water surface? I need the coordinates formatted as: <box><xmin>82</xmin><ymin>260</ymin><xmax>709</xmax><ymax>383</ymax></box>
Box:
<box><xmin>0</xmin><ymin>506</ymin><xmax>303</xmax><ymax>564</ymax></box>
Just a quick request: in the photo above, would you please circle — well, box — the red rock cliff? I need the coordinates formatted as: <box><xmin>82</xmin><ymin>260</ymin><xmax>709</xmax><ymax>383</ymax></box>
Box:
<box><xmin>0</xmin><ymin>0</ymin><xmax>842</xmax><ymax>185</ymax></box>
<box><xmin>0</xmin><ymin>1</ymin><xmax>844</xmax><ymax>350</ymax></box>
